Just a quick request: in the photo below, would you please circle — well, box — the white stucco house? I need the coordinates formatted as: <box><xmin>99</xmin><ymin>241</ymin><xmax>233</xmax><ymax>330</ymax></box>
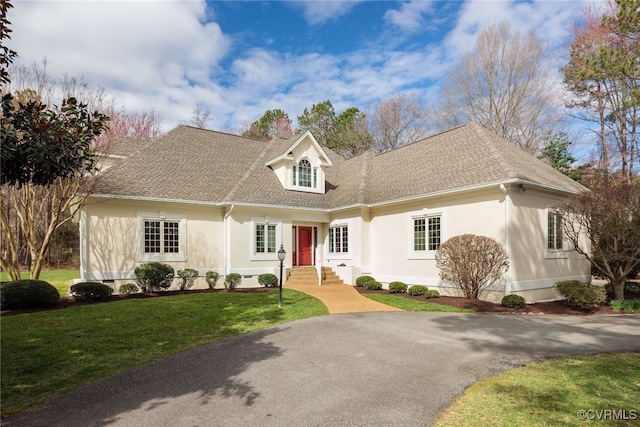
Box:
<box><xmin>80</xmin><ymin>122</ymin><xmax>590</xmax><ymax>302</ymax></box>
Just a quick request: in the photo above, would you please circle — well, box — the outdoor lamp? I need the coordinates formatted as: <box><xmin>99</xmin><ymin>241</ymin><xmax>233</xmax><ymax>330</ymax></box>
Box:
<box><xmin>277</xmin><ymin>245</ymin><xmax>286</xmax><ymax>307</ymax></box>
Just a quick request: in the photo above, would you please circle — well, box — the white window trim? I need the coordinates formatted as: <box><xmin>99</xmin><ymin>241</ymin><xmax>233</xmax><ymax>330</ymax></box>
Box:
<box><xmin>545</xmin><ymin>207</ymin><xmax>568</xmax><ymax>259</ymax></box>
<box><xmin>326</xmin><ymin>223</ymin><xmax>350</xmax><ymax>259</ymax></box>
<box><xmin>136</xmin><ymin>212</ymin><xmax>187</xmax><ymax>262</ymax></box>
<box><xmin>289</xmin><ymin>157</ymin><xmax>324</xmax><ymax>194</ymax></box>
<box><xmin>250</xmin><ymin>217</ymin><xmax>283</xmax><ymax>261</ymax></box>
<box><xmin>408</xmin><ymin>209</ymin><xmax>445</xmax><ymax>260</ymax></box>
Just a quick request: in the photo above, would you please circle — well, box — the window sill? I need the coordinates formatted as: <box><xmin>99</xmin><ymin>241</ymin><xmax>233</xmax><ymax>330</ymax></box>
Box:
<box><xmin>545</xmin><ymin>250</ymin><xmax>568</xmax><ymax>259</ymax></box>
<box><xmin>137</xmin><ymin>253</ymin><xmax>187</xmax><ymax>263</ymax></box>
<box><xmin>408</xmin><ymin>251</ymin><xmax>437</xmax><ymax>260</ymax></box>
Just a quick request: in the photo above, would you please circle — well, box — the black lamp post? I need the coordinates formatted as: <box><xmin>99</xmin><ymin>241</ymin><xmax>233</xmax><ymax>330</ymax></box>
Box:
<box><xmin>277</xmin><ymin>244</ymin><xmax>286</xmax><ymax>308</ymax></box>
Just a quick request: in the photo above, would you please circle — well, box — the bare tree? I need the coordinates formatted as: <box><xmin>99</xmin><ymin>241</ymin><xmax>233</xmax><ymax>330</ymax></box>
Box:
<box><xmin>561</xmin><ymin>182</ymin><xmax>640</xmax><ymax>300</ymax></box>
<box><xmin>435</xmin><ymin>234</ymin><xmax>510</xmax><ymax>299</ymax></box>
<box><xmin>435</xmin><ymin>22</ymin><xmax>560</xmax><ymax>154</ymax></box>
<box><xmin>185</xmin><ymin>104</ymin><xmax>211</xmax><ymax>129</ymax></box>
<box><xmin>370</xmin><ymin>92</ymin><xmax>431</xmax><ymax>153</ymax></box>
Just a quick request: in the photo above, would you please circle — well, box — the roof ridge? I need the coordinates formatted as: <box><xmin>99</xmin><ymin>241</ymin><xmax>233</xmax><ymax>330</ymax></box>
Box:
<box><xmin>471</xmin><ymin>123</ymin><xmax>519</xmax><ymax>179</ymax></box>
<box><xmin>223</xmin><ymin>138</ymin><xmax>275</xmax><ymax>202</ymax></box>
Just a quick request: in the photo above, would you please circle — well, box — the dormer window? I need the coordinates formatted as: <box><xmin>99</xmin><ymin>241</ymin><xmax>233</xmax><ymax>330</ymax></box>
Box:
<box><xmin>293</xmin><ymin>159</ymin><xmax>317</xmax><ymax>188</ymax></box>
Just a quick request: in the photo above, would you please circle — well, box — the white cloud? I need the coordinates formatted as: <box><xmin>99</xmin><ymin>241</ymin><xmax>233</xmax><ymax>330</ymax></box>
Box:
<box><xmin>292</xmin><ymin>0</ymin><xmax>363</xmax><ymax>26</ymax></box>
<box><xmin>384</xmin><ymin>1</ymin><xmax>435</xmax><ymax>32</ymax></box>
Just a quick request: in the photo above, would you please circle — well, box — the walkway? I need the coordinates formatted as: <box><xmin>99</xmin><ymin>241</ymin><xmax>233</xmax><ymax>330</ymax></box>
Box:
<box><xmin>285</xmin><ymin>282</ymin><xmax>401</xmax><ymax>314</ymax></box>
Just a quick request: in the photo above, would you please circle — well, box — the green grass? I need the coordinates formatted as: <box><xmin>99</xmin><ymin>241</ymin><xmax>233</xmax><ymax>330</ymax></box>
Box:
<box><xmin>363</xmin><ymin>293</ymin><xmax>475</xmax><ymax>313</ymax></box>
<box><xmin>0</xmin><ymin>289</ymin><xmax>328</xmax><ymax>417</ymax></box>
<box><xmin>0</xmin><ymin>269</ymin><xmax>79</xmax><ymax>295</ymax></box>
<box><xmin>434</xmin><ymin>352</ymin><xmax>640</xmax><ymax>427</ymax></box>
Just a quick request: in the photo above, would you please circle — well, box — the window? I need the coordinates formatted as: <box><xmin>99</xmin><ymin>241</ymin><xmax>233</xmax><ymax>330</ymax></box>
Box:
<box><xmin>138</xmin><ymin>212</ymin><xmax>186</xmax><ymax>262</ymax></box>
<box><xmin>256</xmin><ymin>224</ymin><xmax>276</xmax><ymax>253</ymax></box>
<box><xmin>413</xmin><ymin>216</ymin><xmax>441</xmax><ymax>251</ymax></box>
<box><xmin>328</xmin><ymin>225</ymin><xmax>348</xmax><ymax>253</ymax></box>
<box><xmin>298</xmin><ymin>159</ymin><xmax>312</xmax><ymax>187</ymax></box>
<box><xmin>547</xmin><ymin>211</ymin><xmax>563</xmax><ymax>250</ymax></box>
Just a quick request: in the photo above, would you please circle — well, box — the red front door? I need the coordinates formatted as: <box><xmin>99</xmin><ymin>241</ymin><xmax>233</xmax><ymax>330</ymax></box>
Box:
<box><xmin>298</xmin><ymin>227</ymin><xmax>313</xmax><ymax>265</ymax></box>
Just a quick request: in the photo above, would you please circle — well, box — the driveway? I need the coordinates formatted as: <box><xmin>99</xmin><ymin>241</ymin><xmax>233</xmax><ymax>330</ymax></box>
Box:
<box><xmin>5</xmin><ymin>312</ymin><xmax>640</xmax><ymax>426</ymax></box>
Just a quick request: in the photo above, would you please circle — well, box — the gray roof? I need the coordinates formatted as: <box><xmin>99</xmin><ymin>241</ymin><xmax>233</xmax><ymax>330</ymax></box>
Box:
<box><xmin>93</xmin><ymin>123</ymin><xmax>586</xmax><ymax>209</ymax></box>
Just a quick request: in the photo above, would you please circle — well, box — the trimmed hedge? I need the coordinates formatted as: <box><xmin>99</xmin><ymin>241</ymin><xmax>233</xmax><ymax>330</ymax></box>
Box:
<box><xmin>356</xmin><ymin>275</ymin><xmax>376</xmax><ymax>287</ymax></box>
<box><xmin>205</xmin><ymin>271</ymin><xmax>220</xmax><ymax>289</ymax></box>
<box><xmin>119</xmin><ymin>283</ymin><xmax>139</xmax><ymax>295</ymax></box>
<box><xmin>408</xmin><ymin>285</ymin><xmax>428</xmax><ymax>296</ymax></box>
<box><xmin>424</xmin><ymin>289</ymin><xmax>440</xmax><ymax>299</ymax></box>
<box><xmin>258</xmin><ymin>273</ymin><xmax>279</xmax><ymax>288</ymax></box>
<box><xmin>133</xmin><ymin>262</ymin><xmax>175</xmax><ymax>292</ymax></box>
<box><xmin>389</xmin><ymin>281</ymin><xmax>408</xmax><ymax>293</ymax></box>
<box><xmin>555</xmin><ymin>280</ymin><xmax>606</xmax><ymax>311</ymax></box>
<box><xmin>501</xmin><ymin>294</ymin><xmax>526</xmax><ymax>309</ymax></box>
<box><xmin>365</xmin><ymin>280</ymin><xmax>383</xmax><ymax>290</ymax></box>
<box><xmin>1</xmin><ymin>280</ymin><xmax>60</xmax><ymax>310</ymax></box>
<box><xmin>224</xmin><ymin>273</ymin><xmax>242</xmax><ymax>290</ymax></box>
<box><xmin>70</xmin><ymin>282</ymin><xmax>114</xmax><ymax>302</ymax></box>
<box><xmin>177</xmin><ymin>268</ymin><xmax>199</xmax><ymax>290</ymax></box>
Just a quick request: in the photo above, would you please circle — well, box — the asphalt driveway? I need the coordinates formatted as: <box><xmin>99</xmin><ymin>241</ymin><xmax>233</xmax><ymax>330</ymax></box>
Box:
<box><xmin>5</xmin><ymin>312</ymin><xmax>640</xmax><ymax>427</ymax></box>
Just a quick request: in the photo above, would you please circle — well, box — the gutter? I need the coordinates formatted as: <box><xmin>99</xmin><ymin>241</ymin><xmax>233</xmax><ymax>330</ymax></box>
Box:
<box><xmin>499</xmin><ymin>184</ymin><xmax>511</xmax><ymax>295</ymax></box>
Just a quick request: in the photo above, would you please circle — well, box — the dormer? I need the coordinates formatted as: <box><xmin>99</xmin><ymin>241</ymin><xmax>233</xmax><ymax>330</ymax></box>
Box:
<box><xmin>265</xmin><ymin>131</ymin><xmax>333</xmax><ymax>194</ymax></box>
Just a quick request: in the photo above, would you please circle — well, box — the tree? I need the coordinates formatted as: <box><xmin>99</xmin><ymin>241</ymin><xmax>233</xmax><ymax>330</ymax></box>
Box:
<box><xmin>0</xmin><ymin>95</ymin><xmax>109</xmax><ymax>280</ymax></box>
<box><xmin>435</xmin><ymin>22</ymin><xmax>560</xmax><ymax>154</ymax></box>
<box><xmin>297</xmin><ymin>100</ymin><xmax>373</xmax><ymax>157</ymax></box>
<box><xmin>561</xmin><ymin>182</ymin><xmax>640</xmax><ymax>300</ymax></box>
<box><xmin>0</xmin><ymin>0</ymin><xmax>17</xmax><ymax>85</ymax></box>
<box><xmin>435</xmin><ymin>234</ymin><xmax>510</xmax><ymax>299</ymax></box>
<box><xmin>184</xmin><ymin>104</ymin><xmax>211</xmax><ymax>129</ymax></box>
<box><xmin>243</xmin><ymin>109</ymin><xmax>294</xmax><ymax>140</ymax></box>
<box><xmin>563</xmin><ymin>0</ymin><xmax>639</xmax><ymax>181</ymax></box>
<box><xmin>537</xmin><ymin>132</ymin><xmax>577</xmax><ymax>175</ymax></box>
<box><xmin>370</xmin><ymin>92</ymin><xmax>431</xmax><ymax>153</ymax></box>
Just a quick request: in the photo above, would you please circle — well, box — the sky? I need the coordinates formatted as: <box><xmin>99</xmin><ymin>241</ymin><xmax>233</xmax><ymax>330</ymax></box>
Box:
<box><xmin>7</xmin><ymin>0</ymin><xmax>598</xmax><ymax>134</ymax></box>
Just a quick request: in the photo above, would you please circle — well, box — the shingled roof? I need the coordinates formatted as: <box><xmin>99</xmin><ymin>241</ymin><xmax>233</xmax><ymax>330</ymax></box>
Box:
<box><xmin>92</xmin><ymin>123</ymin><xmax>586</xmax><ymax>209</ymax></box>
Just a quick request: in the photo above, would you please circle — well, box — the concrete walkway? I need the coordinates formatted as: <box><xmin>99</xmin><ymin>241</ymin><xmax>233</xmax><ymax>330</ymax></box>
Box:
<box><xmin>285</xmin><ymin>282</ymin><xmax>401</xmax><ymax>314</ymax></box>
<box><xmin>5</xmin><ymin>313</ymin><xmax>639</xmax><ymax>427</ymax></box>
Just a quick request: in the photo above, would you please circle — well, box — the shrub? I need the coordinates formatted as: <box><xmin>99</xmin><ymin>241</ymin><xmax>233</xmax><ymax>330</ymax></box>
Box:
<box><xmin>224</xmin><ymin>273</ymin><xmax>242</xmax><ymax>290</ymax></box>
<box><xmin>389</xmin><ymin>281</ymin><xmax>408</xmax><ymax>293</ymax></box>
<box><xmin>258</xmin><ymin>273</ymin><xmax>278</xmax><ymax>288</ymax></box>
<box><xmin>177</xmin><ymin>268</ymin><xmax>199</xmax><ymax>290</ymax></box>
<box><xmin>119</xmin><ymin>283</ymin><xmax>139</xmax><ymax>295</ymax></box>
<box><xmin>205</xmin><ymin>271</ymin><xmax>220</xmax><ymax>289</ymax></box>
<box><xmin>0</xmin><ymin>280</ymin><xmax>60</xmax><ymax>310</ymax></box>
<box><xmin>356</xmin><ymin>275</ymin><xmax>375</xmax><ymax>287</ymax></box>
<box><xmin>436</xmin><ymin>234</ymin><xmax>509</xmax><ymax>299</ymax></box>
<box><xmin>408</xmin><ymin>285</ymin><xmax>428</xmax><ymax>296</ymax></box>
<box><xmin>70</xmin><ymin>282</ymin><xmax>113</xmax><ymax>302</ymax></box>
<box><xmin>133</xmin><ymin>262</ymin><xmax>175</xmax><ymax>292</ymax></box>
<box><xmin>501</xmin><ymin>294</ymin><xmax>526</xmax><ymax>309</ymax></box>
<box><xmin>365</xmin><ymin>281</ymin><xmax>382</xmax><ymax>290</ymax></box>
<box><xmin>424</xmin><ymin>289</ymin><xmax>440</xmax><ymax>299</ymax></box>
<box><xmin>610</xmin><ymin>299</ymin><xmax>640</xmax><ymax>312</ymax></box>
<box><xmin>555</xmin><ymin>280</ymin><xmax>607</xmax><ymax>311</ymax></box>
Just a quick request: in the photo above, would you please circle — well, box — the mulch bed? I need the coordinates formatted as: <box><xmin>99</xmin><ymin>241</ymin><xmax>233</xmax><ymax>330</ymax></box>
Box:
<box><xmin>356</xmin><ymin>288</ymin><xmax>640</xmax><ymax>316</ymax></box>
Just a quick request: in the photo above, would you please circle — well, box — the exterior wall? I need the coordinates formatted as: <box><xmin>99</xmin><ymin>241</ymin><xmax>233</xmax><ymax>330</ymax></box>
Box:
<box><xmin>509</xmin><ymin>188</ymin><xmax>590</xmax><ymax>301</ymax></box>
<box><xmin>368</xmin><ymin>188</ymin><xmax>506</xmax><ymax>297</ymax></box>
<box><xmin>322</xmin><ymin>207</ymin><xmax>369</xmax><ymax>283</ymax></box>
<box><xmin>83</xmin><ymin>198</ymin><xmax>224</xmax><ymax>288</ymax></box>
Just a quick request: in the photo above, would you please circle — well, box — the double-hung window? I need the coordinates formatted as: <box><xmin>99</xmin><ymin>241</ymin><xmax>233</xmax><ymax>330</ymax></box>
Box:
<box><xmin>547</xmin><ymin>210</ymin><xmax>563</xmax><ymax>250</ymax></box>
<box><xmin>414</xmin><ymin>216</ymin><xmax>441</xmax><ymax>251</ymax></box>
<box><xmin>256</xmin><ymin>223</ymin><xmax>277</xmax><ymax>254</ymax></box>
<box><xmin>328</xmin><ymin>225</ymin><xmax>348</xmax><ymax>253</ymax></box>
<box><xmin>138</xmin><ymin>213</ymin><xmax>186</xmax><ymax>262</ymax></box>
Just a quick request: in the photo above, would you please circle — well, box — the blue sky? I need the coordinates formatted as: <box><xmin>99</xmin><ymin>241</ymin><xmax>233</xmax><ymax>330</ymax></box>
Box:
<box><xmin>8</xmin><ymin>0</ymin><xmax>597</xmax><ymax>133</ymax></box>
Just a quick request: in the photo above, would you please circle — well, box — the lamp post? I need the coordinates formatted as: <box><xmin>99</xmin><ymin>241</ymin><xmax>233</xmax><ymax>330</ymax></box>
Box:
<box><xmin>277</xmin><ymin>244</ymin><xmax>286</xmax><ymax>308</ymax></box>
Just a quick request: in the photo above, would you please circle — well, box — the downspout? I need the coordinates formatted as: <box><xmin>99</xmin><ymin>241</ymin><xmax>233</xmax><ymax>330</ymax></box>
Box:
<box><xmin>80</xmin><ymin>205</ymin><xmax>87</xmax><ymax>283</ymax></box>
<box><xmin>499</xmin><ymin>184</ymin><xmax>511</xmax><ymax>295</ymax></box>
<box><xmin>223</xmin><ymin>204</ymin><xmax>235</xmax><ymax>277</ymax></box>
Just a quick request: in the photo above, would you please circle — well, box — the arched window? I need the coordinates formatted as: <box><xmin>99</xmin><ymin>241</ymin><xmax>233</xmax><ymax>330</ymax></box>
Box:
<box><xmin>298</xmin><ymin>159</ymin><xmax>312</xmax><ymax>187</ymax></box>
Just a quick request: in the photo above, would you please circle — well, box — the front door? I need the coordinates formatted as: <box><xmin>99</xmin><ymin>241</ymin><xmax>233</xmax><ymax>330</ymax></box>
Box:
<box><xmin>298</xmin><ymin>226</ymin><xmax>313</xmax><ymax>265</ymax></box>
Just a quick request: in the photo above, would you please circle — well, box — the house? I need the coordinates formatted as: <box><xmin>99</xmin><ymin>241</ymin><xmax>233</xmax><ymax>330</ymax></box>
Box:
<box><xmin>80</xmin><ymin>122</ymin><xmax>590</xmax><ymax>302</ymax></box>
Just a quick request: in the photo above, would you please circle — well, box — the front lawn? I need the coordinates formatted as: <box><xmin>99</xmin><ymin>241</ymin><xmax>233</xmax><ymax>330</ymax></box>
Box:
<box><xmin>0</xmin><ymin>269</ymin><xmax>79</xmax><ymax>295</ymax></box>
<box><xmin>0</xmin><ymin>290</ymin><xmax>328</xmax><ymax>417</ymax></box>
<box><xmin>434</xmin><ymin>352</ymin><xmax>640</xmax><ymax>426</ymax></box>
<box><xmin>363</xmin><ymin>293</ymin><xmax>475</xmax><ymax>313</ymax></box>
